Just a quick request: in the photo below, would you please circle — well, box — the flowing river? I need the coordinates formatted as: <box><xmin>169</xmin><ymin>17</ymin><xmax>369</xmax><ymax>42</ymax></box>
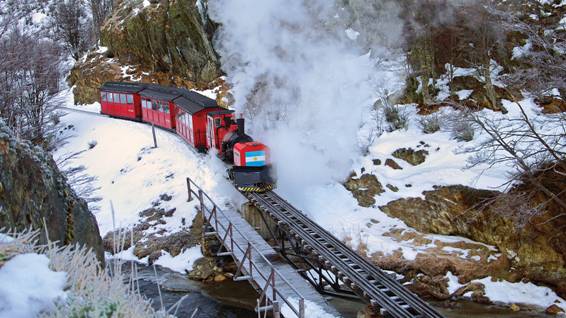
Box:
<box><xmin>127</xmin><ymin>262</ymin><xmax>554</xmax><ymax>318</ymax></box>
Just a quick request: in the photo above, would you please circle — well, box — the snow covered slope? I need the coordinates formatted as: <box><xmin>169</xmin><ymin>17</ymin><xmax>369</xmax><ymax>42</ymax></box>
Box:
<box><xmin>55</xmin><ymin>102</ymin><xmax>240</xmax><ymax>237</ymax></box>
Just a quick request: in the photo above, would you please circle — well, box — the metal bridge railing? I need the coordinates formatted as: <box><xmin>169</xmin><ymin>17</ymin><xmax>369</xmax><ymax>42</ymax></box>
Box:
<box><xmin>186</xmin><ymin>177</ymin><xmax>306</xmax><ymax>318</ymax></box>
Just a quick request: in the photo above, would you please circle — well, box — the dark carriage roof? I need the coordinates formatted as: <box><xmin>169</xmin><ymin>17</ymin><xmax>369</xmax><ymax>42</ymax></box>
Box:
<box><xmin>173</xmin><ymin>89</ymin><xmax>220</xmax><ymax>114</ymax></box>
<box><xmin>100</xmin><ymin>82</ymin><xmax>145</xmax><ymax>93</ymax></box>
<box><xmin>139</xmin><ymin>85</ymin><xmax>182</xmax><ymax>100</ymax></box>
<box><xmin>100</xmin><ymin>81</ymin><xmax>225</xmax><ymax>114</ymax></box>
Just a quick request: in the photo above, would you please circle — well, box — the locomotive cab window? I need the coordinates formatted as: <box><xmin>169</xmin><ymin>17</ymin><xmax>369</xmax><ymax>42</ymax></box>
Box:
<box><xmin>214</xmin><ymin>118</ymin><xmax>221</xmax><ymax>127</ymax></box>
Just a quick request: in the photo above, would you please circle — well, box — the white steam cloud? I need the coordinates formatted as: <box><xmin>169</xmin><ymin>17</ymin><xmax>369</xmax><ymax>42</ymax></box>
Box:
<box><xmin>209</xmin><ymin>0</ymin><xmax>405</xmax><ymax>201</ymax></box>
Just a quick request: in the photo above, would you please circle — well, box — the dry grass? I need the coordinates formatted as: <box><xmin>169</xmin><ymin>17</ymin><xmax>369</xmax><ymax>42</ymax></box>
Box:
<box><xmin>0</xmin><ymin>228</ymin><xmax>173</xmax><ymax>318</ymax></box>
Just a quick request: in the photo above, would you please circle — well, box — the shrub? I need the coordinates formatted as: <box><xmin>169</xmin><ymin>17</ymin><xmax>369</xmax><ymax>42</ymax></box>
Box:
<box><xmin>383</xmin><ymin>104</ymin><xmax>409</xmax><ymax>131</ymax></box>
<box><xmin>419</xmin><ymin>114</ymin><xmax>441</xmax><ymax>134</ymax></box>
<box><xmin>452</xmin><ymin>118</ymin><xmax>475</xmax><ymax>142</ymax></box>
<box><xmin>0</xmin><ymin>229</ymin><xmax>166</xmax><ymax>318</ymax></box>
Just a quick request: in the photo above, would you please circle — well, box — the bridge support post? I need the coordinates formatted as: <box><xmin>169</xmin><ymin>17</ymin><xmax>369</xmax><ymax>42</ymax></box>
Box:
<box><xmin>198</xmin><ymin>189</ymin><xmax>204</xmax><ymax>213</ymax></box>
<box><xmin>272</xmin><ymin>301</ymin><xmax>280</xmax><ymax>318</ymax></box>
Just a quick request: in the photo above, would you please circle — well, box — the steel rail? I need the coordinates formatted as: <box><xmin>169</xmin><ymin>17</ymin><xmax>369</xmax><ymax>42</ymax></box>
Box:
<box><xmin>266</xmin><ymin>192</ymin><xmax>444</xmax><ymax>318</ymax></box>
<box><xmin>247</xmin><ymin>191</ymin><xmax>445</xmax><ymax>318</ymax></box>
<box><xmin>247</xmin><ymin>192</ymin><xmax>417</xmax><ymax>318</ymax></box>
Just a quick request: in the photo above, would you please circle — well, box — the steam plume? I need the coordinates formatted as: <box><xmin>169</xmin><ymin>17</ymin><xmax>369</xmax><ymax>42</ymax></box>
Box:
<box><xmin>209</xmin><ymin>0</ymin><xmax>405</xmax><ymax>201</ymax></box>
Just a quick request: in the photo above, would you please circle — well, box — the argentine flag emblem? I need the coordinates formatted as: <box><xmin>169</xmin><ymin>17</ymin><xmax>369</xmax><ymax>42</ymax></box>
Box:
<box><xmin>245</xmin><ymin>151</ymin><xmax>266</xmax><ymax>166</ymax></box>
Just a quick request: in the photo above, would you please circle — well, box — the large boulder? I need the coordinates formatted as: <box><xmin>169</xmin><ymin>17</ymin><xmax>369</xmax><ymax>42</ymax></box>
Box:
<box><xmin>380</xmin><ymin>185</ymin><xmax>566</xmax><ymax>298</ymax></box>
<box><xmin>344</xmin><ymin>173</ymin><xmax>384</xmax><ymax>207</ymax></box>
<box><xmin>0</xmin><ymin>120</ymin><xmax>103</xmax><ymax>261</ymax></box>
<box><xmin>102</xmin><ymin>0</ymin><xmax>219</xmax><ymax>81</ymax></box>
<box><xmin>70</xmin><ymin>0</ymin><xmax>221</xmax><ymax>104</ymax></box>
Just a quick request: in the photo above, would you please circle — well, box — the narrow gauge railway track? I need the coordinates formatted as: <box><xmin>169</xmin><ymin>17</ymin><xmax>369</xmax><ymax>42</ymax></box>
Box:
<box><xmin>60</xmin><ymin>105</ymin><xmax>442</xmax><ymax>317</ymax></box>
<box><xmin>59</xmin><ymin>106</ymin><xmax>109</xmax><ymax>117</ymax></box>
<box><xmin>245</xmin><ymin>191</ymin><xmax>445</xmax><ymax>318</ymax></box>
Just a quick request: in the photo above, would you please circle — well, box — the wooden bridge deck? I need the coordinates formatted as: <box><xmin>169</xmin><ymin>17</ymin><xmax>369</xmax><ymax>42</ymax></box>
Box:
<box><xmin>187</xmin><ymin>178</ymin><xmax>339</xmax><ymax>318</ymax></box>
<box><xmin>215</xmin><ymin>205</ymin><xmax>339</xmax><ymax>316</ymax></box>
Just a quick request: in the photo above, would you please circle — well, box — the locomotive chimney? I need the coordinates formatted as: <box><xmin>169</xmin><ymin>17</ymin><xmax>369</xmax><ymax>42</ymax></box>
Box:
<box><xmin>236</xmin><ymin>118</ymin><xmax>245</xmax><ymax>135</ymax></box>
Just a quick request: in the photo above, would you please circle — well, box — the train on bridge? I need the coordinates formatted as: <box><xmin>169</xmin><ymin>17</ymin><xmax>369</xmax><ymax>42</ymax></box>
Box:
<box><xmin>99</xmin><ymin>81</ymin><xmax>445</xmax><ymax>318</ymax></box>
<box><xmin>99</xmin><ymin>82</ymin><xmax>275</xmax><ymax>192</ymax></box>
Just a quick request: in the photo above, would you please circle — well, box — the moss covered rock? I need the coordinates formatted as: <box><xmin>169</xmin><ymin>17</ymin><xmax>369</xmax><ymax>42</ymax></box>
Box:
<box><xmin>392</xmin><ymin>147</ymin><xmax>429</xmax><ymax>166</ymax></box>
<box><xmin>0</xmin><ymin>120</ymin><xmax>103</xmax><ymax>261</ymax></box>
<box><xmin>380</xmin><ymin>185</ymin><xmax>566</xmax><ymax>298</ymax></box>
<box><xmin>101</xmin><ymin>0</ymin><xmax>218</xmax><ymax>82</ymax></box>
<box><xmin>70</xmin><ymin>0</ymin><xmax>221</xmax><ymax>104</ymax></box>
<box><xmin>344</xmin><ymin>174</ymin><xmax>384</xmax><ymax>207</ymax></box>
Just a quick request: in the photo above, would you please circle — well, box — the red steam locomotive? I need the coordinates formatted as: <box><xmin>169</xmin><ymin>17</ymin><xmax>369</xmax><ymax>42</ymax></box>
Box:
<box><xmin>99</xmin><ymin>82</ymin><xmax>275</xmax><ymax>192</ymax></box>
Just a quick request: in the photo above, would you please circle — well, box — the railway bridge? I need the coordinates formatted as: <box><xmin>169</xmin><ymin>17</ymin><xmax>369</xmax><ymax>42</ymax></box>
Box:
<box><xmin>187</xmin><ymin>177</ymin><xmax>445</xmax><ymax>318</ymax></box>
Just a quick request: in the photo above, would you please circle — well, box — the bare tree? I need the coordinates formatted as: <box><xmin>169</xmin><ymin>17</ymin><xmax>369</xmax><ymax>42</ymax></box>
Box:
<box><xmin>468</xmin><ymin>102</ymin><xmax>566</xmax><ymax>215</ymax></box>
<box><xmin>89</xmin><ymin>0</ymin><xmax>113</xmax><ymax>44</ymax></box>
<box><xmin>496</xmin><ymin>3</ymin><xmax>566</xmax><ymax>99</ymax></box>
<box><xmin>54</xmin><ymin>0</ymin><xmax>94</xmax><ymax>60</ymax></box>
<box><xmin>57</xmin><ymin>150</ymin><xmax>102</xmax><ymax>210</ymax></box>
<box><xmin>465</xmin><ymin>3</ymin><xmax>504</xmax><ymax>112</ymax></box>
<box><xmin>0</xmin><ymin>30</ymin><xmax>64</xmax><ymax>150</ymax></box>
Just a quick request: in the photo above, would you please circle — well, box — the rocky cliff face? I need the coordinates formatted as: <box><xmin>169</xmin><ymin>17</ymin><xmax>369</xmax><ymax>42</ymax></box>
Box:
<box><xmin>380</xmin><ymin>185</ymin><xmax>566</xmax><ymax>298</ymax></box>
<box><xmin>0</xmin><ymin>120</ymin><xmax>103</xmax><ymax>261</ymax></box>
<box><xmin>102</xmin><ymin>0</ymin><xmax>218</xmax><ymax>81</ymax></box>
<box><xmin>70</xmin><ymin>0</ymin><xmax>220</xmax><ymax>104</ymax></box>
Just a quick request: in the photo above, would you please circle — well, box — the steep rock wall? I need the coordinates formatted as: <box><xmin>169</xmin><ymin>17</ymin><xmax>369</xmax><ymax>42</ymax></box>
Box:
<box><xmin>380</xmin><ymin>185</ymin><xmax>566</xmax><ymax>298</ymax></box>
<box><xmin>71</xmin><ymin>0</ymin><xmax>220</xmax><ymax>104</ymax></box>
<box><xmin>0</xmin><ymin>120</ymin><xmax>103</xmax><ymax>261</ymax></box>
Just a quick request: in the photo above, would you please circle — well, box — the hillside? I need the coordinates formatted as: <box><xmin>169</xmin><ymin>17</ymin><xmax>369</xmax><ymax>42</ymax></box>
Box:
<box><xmin>1</xmin><ymin>0</ymin><xmax>564</xmax><ymax>317</ymax></box>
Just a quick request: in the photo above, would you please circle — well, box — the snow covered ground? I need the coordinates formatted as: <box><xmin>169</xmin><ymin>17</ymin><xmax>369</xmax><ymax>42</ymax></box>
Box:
<box><xmin>447</xmin><ymin>272</ymin><xmax>566</xmax><ymax>310</ymax></box>
<box><xmin>274</xmin><ymin>97</ymin><xmax>566</xmax><ymax>311</ymax></box>
<box><xmin>55</xmin><ymin>91</ymin><xmax>241</xmax><ymax>273</ymax></box>
<box><xmin>57</xmin><ymin>87</ymin><xmax>566</xmax><ymax>313</ymax></box>
<box><xmin>0</xmin><ymin>253</ymin><xmax>67</xmax><ymax>318</ymax></box>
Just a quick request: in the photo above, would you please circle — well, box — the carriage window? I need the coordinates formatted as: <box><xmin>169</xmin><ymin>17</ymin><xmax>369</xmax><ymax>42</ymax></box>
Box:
<box><xmin>142</xmin><ymin>100</ymin><xmax>146</xmax><ymax>108</ymax></box>
<box><xmin>101</xmin><ymin>92</ymin><xmax>107</xmax><ymax>102</ymax></box>
<box><xmin>120</xmin><ymin>94</ymin><xmax>127</xmax><ymax>104</ymax></box>
<box><xmin>107</xmin><ymin>93</ymin><xmax>113</xmax><ymax>102</ymax></box>
<box><xmin>127</xmin><ymin>94</ymin><xmax>133</xmax><ymax>104</ymax></box>
<box><xmin>152</xmin><ymin>101</ymin><xmax>158</xmax><ymax>110</ymax></box>
<box><xmin>113</xmin><ymin>93</ymin><xmax>120</xmax><ymax>103</ymax></box>
<box><xmin>163</xmin><ymin>104</ymin><xmax>169</xmax><ymax>113</ymax></box>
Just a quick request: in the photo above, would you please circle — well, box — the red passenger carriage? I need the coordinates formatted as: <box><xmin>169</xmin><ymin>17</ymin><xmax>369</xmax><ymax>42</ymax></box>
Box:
<box><xmin>139</xmin><ymin>86</ymin><xmax>180</xmax><ymax>130</ymax></box>
<box><xmin>99</xmin><ymin>82</ymin><xmax>144</xmax><ymax>120</ymax></box>
<box><xmin>173</xmin><ymin>91</ymin><xmax>223</xmax><ymax>151</ymax></box>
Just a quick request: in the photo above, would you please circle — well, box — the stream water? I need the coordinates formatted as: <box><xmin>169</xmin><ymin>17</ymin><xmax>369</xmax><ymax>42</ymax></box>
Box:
<box><xmin>128</xmin><ymin>262</ymin><xmax>554</xmax><ymax>318</ymax></box>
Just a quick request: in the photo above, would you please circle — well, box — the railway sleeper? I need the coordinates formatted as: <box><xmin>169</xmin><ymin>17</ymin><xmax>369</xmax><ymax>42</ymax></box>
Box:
<box><xmin>250</xmin><ymin>194</ymin><xmax>443</xmax><ymax>318</ymax></box>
